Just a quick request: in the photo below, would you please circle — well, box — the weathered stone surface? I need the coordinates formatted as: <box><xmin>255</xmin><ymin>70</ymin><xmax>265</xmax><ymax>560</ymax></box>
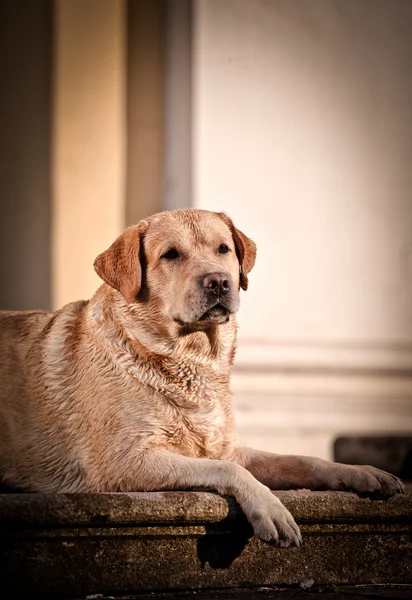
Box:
<box><xmin>71</xmin><ymin>584</ymin><xmax>412</xmax><ymax>600</ymax></box>
<box><xmin>0</xmin><ymin>491</ymin><xmax>411</xmax><ymax>596</ymax></box>
<box><xmin>0</xmin><ymin>491</ymin><xmax>231</xmax><ymax>527</ymax></box>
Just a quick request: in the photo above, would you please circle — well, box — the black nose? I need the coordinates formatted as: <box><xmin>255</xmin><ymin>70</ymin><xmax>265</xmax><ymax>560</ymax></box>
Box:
<box><xmin>202</xmin><ymin>273</ymin><xmax>231</xmax><ymax>296</ymax></box>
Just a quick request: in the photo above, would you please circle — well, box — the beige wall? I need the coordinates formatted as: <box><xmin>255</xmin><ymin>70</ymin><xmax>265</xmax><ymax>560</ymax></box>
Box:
<box><xmin>192</xmin><ymin>0</ymin><xmax>412</xmax><ymax>458</ymax></box>
<box><xmin>53</xmin><ymin>0</ymin><xmax>126</xmax><ymax>308</ymax></box>
<box><xmin>193</xmin><ymin>0</ymin><xmax>412</xmax><ymax>350</ymax></box>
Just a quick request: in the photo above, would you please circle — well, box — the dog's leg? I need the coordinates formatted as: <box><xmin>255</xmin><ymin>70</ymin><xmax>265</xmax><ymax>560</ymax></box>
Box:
<box><xmin>233</xmin><ymin>447</ymin><xmax>404</xmax><ymax>496</ymax></box>
<box><xmin>119</xmin><ymin>449</ymin><xmax>302</xmax><ymax>547</ymax></box>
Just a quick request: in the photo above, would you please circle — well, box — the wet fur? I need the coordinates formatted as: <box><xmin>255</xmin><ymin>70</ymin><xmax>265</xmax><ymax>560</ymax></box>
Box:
<box><xmin>0</xmin><ymin>209</ymin><xmax>403</xmax><ymax>547</ymax></box>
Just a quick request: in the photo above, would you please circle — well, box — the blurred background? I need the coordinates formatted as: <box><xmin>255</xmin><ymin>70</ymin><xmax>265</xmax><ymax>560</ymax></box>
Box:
<box><xmin>1</xmin><ymin>0</ymin><xmax>411</xmax><ymax>465</ymax></box>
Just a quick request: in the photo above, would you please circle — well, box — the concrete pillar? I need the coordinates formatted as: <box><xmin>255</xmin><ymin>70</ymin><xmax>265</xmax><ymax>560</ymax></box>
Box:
<box><xmin>163</xmin><ymin>0</ymin><xmax>193</xmax><ymax>211</ymax></box>
<box><xmin>53</xmin><ymin>0</ymin><xmax>126</xmax><ymax>308</ymax></box>
<box><xmin>126</xmin><ymin>0</ymin><xmax>166</xmax><ymax>226</ymax></box>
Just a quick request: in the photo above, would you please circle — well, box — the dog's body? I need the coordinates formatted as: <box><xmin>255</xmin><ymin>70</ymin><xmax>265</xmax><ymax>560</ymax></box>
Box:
<box><xmin>0</xmin><ymin>209</ymin><xmax>403</xmax><ymax>547</ymax></box>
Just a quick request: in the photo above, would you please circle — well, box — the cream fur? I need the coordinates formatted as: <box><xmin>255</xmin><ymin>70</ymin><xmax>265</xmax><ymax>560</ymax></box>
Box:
<box><xmin>0</xmin><ymin>209</ymin><xmax>403</xmax><ymax>547</ymax></box>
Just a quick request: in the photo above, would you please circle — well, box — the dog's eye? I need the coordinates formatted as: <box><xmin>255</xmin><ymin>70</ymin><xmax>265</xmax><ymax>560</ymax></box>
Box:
<box><xmin>219</xmin><ymin>244</ymin><xmax>229</xmax><ymax>254</ymax></box>
<box><xmin>162</xmin><ymin>248</ymin><xmax>179</xmax><ymax>260</ymax></box>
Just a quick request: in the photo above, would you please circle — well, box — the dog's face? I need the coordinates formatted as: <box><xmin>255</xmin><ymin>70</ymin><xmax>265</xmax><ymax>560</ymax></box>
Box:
<box><xmin>94</xmin><ymin>209</ymin><xmax>256</xmax><ymax>329</ymax></box>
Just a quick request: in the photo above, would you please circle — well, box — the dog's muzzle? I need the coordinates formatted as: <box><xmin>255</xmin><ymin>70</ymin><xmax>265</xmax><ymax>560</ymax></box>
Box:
<box><xmin>197</xmin><ymin>272</ymin><xmax>236</xmax><ymax>322</ymax></box>
<box><xmin>202</xmin><ymin>273</ymin><xmax>231</xmax><ymax>297</ymax></box>
<box><xmin>173</xmin><ymin>272</ymin><xmax>239</xmax><ymax>327</ymax></box>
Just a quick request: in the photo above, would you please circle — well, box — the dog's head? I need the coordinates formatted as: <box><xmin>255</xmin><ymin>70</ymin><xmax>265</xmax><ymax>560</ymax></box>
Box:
<box><xmin>94</xmin><ymin>209</ymin><xmax>256</xmax><ymax>329</ymax></box>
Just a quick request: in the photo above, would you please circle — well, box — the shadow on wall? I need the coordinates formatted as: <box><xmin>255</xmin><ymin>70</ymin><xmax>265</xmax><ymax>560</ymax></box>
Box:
<box><xmin>0</xmin><ymin>0</ymin><xmax>52</xmax><ymax>311</ymax></box>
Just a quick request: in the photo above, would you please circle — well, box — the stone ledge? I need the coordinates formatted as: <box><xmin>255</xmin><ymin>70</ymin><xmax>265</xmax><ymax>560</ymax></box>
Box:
<box><xmin>1</xmin><ymin>491</ymin><xmax>411</xmax><ymax>596</ymax></box>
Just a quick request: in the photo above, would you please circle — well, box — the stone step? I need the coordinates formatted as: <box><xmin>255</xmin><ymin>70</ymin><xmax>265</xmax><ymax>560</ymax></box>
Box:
<box><xmin>63</xmin><ymin>584</ymin><xmax>412</xmax><ymax>600</ymax></box>
<box><xmin>0</xmin><ymin>491</ymin><xmax>411</xmax><ymax>597</ymax></box>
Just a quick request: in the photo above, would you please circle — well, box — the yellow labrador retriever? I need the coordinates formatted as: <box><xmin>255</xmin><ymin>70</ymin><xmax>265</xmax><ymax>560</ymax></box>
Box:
<box><xmin>0</xmin><ymin>209</ymin><xmax>403</xmax><ymax>547</ymax></box>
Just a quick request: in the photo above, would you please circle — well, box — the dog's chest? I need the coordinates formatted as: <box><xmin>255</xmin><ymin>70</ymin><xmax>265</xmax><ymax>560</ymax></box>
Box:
<box><xmin>110</xmin><ymin>343</ymin><xmax>233</xmax><ymax>457</ymax></box>
<box><xmin>165</xmin><ymin>394</ymin><xmax>231</xmax><ymax>459</ymax></box>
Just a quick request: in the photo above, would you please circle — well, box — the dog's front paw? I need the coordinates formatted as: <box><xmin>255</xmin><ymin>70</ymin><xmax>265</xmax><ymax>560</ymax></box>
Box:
<box><xmin>242</xmin><ymin>488</ymin><xmax>302</xmax><ymax>547</ymax></box>
<box><xmin>334</xmin><ymin>464</ymin><xmax>404</xmax><ymax>497</ymax></box>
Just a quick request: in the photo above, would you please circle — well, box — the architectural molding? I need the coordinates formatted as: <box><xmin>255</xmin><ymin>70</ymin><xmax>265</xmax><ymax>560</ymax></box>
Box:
<box><xmin>232</xmin><ymin>338</ymin><xmax>412</xmax><ymax>460</ymax></box>
<box><xmin>235</xmin><ymin>338</ymin><xmax>412</xmax><ymax>376</ymax></box>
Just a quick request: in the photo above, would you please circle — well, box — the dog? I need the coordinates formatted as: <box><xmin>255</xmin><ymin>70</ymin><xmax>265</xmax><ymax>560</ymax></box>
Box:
<box><xmin>0</xmin><ymin>209</ymin><xmax>403</xmax><ymax>547</ymax></box>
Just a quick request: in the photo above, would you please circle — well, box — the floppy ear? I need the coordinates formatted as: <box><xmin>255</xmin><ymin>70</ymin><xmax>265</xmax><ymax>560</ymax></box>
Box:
<box><xmin>94</xmin><ymin>221</ymin><xmax>149</xmax><ymax>304</ymax></box>
<box><xmin>219</xmin><ymin>213</ymin><xmax>257</xmax><ymax>290</ymax></box>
